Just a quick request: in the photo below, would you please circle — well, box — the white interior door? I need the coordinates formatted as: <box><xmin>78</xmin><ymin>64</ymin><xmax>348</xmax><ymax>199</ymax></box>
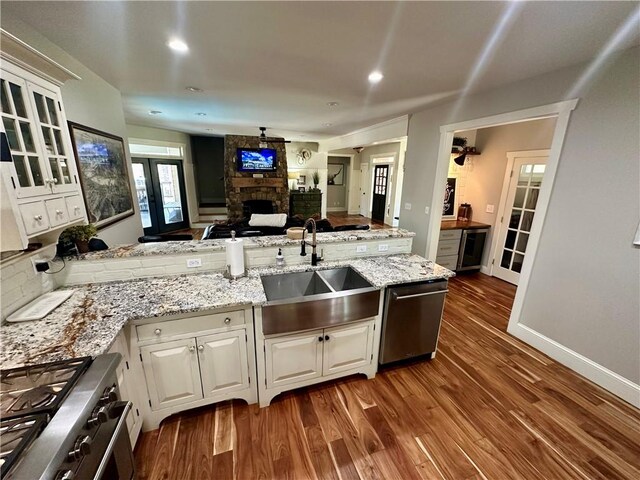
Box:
<box><xmin>492</xmin><ymin>153</ymin><xmax>548</xmax><ymax>285</ymax></box>
<box><xmin>359</xmin><ymin>163</ymin><xmax>370</xmax><ymax>217</ymax></box>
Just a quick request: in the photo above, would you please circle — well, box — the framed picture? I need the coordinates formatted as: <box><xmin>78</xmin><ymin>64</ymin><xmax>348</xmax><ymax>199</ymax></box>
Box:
<box><xmin>327</xmin><ymin>163</ymin><xmax>344</xmax><ymax>185</ymax></box>
<box><xmin>442</xmin><ymin>177</ymin><xmax>457</xmax><ymax>218</ymax></box>
<box><xmin>298</xmin><ymin>186</ymin><xmax>306</xmax><ymax>193</ymax></box>
<box><xmin>68</xmin><ymin>122</ymin><xmax>134</xmax><ymax>229</ymax></box>
<box><xmin>297</xmin><ymin>174</ymin><xmax>306</xmax><ymax>185</ymax></box>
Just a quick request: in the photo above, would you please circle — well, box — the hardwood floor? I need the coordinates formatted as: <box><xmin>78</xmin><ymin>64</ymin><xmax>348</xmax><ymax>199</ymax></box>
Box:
<box><xmin>326</xmin><ymin>212</ymin><xmax>391</xmax><ymax>230</ymax></box>
<box><xmin>134</xmin><ymin>273</ymin><xmax>640</xmax><ymax>479</ymax></box>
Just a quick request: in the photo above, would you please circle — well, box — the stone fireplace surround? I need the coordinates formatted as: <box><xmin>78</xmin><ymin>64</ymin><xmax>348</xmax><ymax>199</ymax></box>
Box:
<box><xmin>224</xmin><ymin>135</ymin><xmax>289</xmax><ymax>220</ymax></box>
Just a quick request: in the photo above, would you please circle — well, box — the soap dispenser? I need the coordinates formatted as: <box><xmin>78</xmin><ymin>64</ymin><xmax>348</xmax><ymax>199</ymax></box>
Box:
<box><xmin>276</xmin><ymin>248</ymin><xmax>285</xmax><ymax>267</ymax></box>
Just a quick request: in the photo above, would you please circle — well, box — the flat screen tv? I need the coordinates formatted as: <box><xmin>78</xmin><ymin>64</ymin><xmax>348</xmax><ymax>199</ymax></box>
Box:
<box><xmin>236</xmin><ymin>148</ymin><xmax>277</xmax><ymax>172</ymax></box>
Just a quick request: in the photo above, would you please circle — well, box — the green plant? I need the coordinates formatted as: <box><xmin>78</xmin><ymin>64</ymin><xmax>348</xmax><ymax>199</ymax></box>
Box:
<box><xmin>312</xmin><ymin>170</ymin><xmax>320</xmax><ymax>185</ymax></box>
<box><xmin>60</xmin><ymin>224</ymin><xmax>98</xmax><ymax>243</ymax></box>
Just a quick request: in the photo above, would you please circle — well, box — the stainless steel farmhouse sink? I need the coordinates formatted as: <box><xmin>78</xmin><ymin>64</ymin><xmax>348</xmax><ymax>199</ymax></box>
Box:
<box><xmin>260</xmin><ymin>267</ymin><xmax>380</xmax><ymax>335</ymax></box>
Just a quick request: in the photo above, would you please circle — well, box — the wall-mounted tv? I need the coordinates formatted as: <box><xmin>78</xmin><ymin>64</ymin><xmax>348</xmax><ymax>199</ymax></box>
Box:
<box><xmin>236</xmin><ymin>148</ymin><xmax>277</xmax><ymax>172</ymax></box>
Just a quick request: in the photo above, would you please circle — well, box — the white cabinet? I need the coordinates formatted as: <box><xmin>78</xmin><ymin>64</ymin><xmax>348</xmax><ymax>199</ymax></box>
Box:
<box><xmin>265</xmin><ymin>330</ymin><xmax>323</xmax><ymax>388</ymax></box>
<box><xmin>1</xmin><ymin>54</ymin><xmax>86</xmax><ymax>251</ymax></box>
<box><xmin>140</xmin><ymin>338</ymin><xmax>203</xmax><ymax>410</ymax></box>
<box><xmin>436</xmin><ymin>228</ymin><xmax>462</xmax><ymax>271</ymax></box>
<box><xmin>259</xmin><ymin>319</ymin><xmax>378</xmax><ymax>406</ymax></box>
<box><xmin>134</xmin><ymin>308</ymin><xmax>257</xmax><ymax>431</ymax></box>
<box><xmin>198</xmin><ymin>330</ymin><xmax>249</xmax><ymax>397</ymax></box>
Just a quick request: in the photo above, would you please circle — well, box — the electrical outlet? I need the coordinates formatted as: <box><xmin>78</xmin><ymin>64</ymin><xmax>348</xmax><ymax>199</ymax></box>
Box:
<box><xmin>31</xmin><ymin>259</ymin><xmax>49</xmax><ymax>274</ymax></box>
<box><xmin>486</xmin><ymin>204</ymin><xmax>495</xmax><ymax>213</ymax></box>
<box><xmin>186</xmin><ymin>258</ymin><xmax>202</xmax><ymax>268</ymax></box>
<box><xmin>404</xmin><ymin>203</ymin><xmax>412</xmax><ymax>210</ymax></box>
<box><xmin>424</xmin><ymin>206</ymin><xmax>430</xmax><ymax>215</ymax></box>
<box><xmin>356</xmin><ymin>245</ymin><xmax>367</xmax><ymax>253</ymax></box>
<box><xmin>378</xmin><ymin>244</ymin><xmax>389</xmax><ymax>252</ymax></box>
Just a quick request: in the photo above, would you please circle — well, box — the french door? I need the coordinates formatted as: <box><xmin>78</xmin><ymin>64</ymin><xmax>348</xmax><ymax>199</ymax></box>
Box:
<box><xmin>132</xmin><ymin>158</ymin><xmax>189</xmax><ymax>234</ymax></box>
<box><xmin>492</xmin><ymin>151</ymin><xmax>548</xmax><ymax>285</ymax></box>
<box><xmin>371</xmin><ymin>165</ymin><xmax>389</xmax><ymax>222</ymax></box>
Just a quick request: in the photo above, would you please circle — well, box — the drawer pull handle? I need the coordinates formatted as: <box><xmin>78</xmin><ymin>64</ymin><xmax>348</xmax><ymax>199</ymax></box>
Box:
<box><xmin>154</xmin><ymin>328</ymin><xmax>162</xmax><ymax>335</ymax></box>
<box><xmin>34</xmin><ymin>215</ymin><xmax>43</xmax><ymax>221</ymax></box>
<box><xmin>224</xmin><ymin>317</ymin><xmax>231</xmax><ymax>325</ymax></box>
<box><xmin>189</xmin><ymin>345</ymin><xmax>196</xmax><ymax>353</ymax></box>
<box><xmin>198</xmin><ymin>345</ymin><xmax>204</xmax><ymax>352</ymax></box>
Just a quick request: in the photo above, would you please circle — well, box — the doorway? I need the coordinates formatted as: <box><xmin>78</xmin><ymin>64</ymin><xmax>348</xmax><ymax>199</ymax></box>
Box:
<box><xmin>491</xmin><ymin>150</ymin><xmax>548</xmax><ymax>285</ymax></box>
<box><xmin>132</xmin><ymin>157</ymin><xmax>190</xmax><ymax>234</ymax></box>
<box><xmin>371</xmin><ymin>164</ymin><xmax>389</xmax><ymax>222</ymax></box>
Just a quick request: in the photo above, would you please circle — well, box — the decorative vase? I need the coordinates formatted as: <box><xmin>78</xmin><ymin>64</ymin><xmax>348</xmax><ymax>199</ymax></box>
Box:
<box><xmin>75</xmin><ymin>240</ymin><xmax>90</xmax><ymax>253</ymax></box>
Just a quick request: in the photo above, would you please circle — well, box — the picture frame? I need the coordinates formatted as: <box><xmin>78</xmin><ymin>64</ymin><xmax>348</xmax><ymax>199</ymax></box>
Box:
<box><xmin>442</xmin><ymin>176</ymin><xmax>457</xmax><ymax>218</ymax></box>
<box><xmin>68</xmin><ymin>122</ymin><xmax>135</xmax><ymax>229</ymax></box>
<box><xmin>327</xmin><ymin>163</ymin><xmax>344</xmax><ymax>185</ymax></box>
<box><xmin>297</xmin><ymin>174</ymin><xmax>306</xmax><ymax>185</ymax></box>
<box><xmin>298</xmin><ymin>186</ymin><xmax>306</xmax><ymax>193</ymax></box>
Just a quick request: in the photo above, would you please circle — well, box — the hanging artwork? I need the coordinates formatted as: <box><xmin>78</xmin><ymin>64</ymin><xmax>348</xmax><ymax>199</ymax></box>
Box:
<box><xmin>443</xmin><ymin>177</ymin><xmax>457</xmax><ymax>218</ymax></box>
<box><xmin>327</xmin><ymin>163</ymin><xmax>344</xmax><ymax>185</ymax></box>
<box><xmin>68</xmin><ymin>122</ymin><xmax>134</xmax><ymax>228</ymax></box>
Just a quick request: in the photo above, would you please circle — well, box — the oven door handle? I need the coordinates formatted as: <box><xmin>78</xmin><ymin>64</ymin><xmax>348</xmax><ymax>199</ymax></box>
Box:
<box><xmin>92</xmin><ymin>400</ymin><xmax>132</xmax><ymax>480</ymax></box>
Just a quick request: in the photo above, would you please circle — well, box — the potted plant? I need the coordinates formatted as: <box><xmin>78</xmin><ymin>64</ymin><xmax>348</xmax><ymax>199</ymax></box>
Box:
<box><xmin>311</xmin><ymin>170</ymin><xmax>320</xmax><ymax>191</ymax></box>
<box><xmin>60</xmin><ymin>224</ymin><xmax>98</xmax><ymax>253</ymax></box>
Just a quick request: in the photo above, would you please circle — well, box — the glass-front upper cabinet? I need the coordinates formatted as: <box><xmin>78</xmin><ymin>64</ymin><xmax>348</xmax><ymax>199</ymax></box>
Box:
<box><xmin>0</xmin><ymin>67</ymin><xmax>78</xmax><ymax>198</ymax></box>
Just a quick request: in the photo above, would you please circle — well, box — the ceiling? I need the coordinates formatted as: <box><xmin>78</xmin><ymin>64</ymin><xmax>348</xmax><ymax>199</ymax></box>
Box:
<box><xmin>3</xmin><ymin>1</ymin><xmax>638</xmax><ymax>141</ymax></box>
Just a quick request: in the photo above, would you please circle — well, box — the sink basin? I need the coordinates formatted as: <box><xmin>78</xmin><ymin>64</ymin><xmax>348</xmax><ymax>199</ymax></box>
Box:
<box><xmin>261</xmin><ymin>271</ymin><xmax>332</xmax><ymax>301</ymax></box>
<box><xmin>260</xmin><ymin>267</ymin><xmax>380</xmax><ymax>335</ymax></box>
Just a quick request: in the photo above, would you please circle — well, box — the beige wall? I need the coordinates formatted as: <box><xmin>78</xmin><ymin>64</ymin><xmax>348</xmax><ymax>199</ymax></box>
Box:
<box><xmin>126</xmin><ymin>124</ymin><xmax>199</xmax><ymax>225</ymax></box>
<box><xmin>327</xmin><ymin>156</ymin><xmax>349</xmax><ymax>211</ymax></box>
<box><xmin>401</xmin><ymin>47</ymin><xmax>639</xmax><ymax>385</ymax></box>
<box><xmin>1</xmin><ymin>14</ymin><xmax>143</xmax><ymax>247</ymax></box>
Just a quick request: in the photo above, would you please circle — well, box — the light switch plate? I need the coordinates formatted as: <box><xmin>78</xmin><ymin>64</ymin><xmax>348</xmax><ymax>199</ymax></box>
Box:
<box><xmin>424</xmin><ymin>206</ymin><xmax>430</xmax><ymax>215</ymax></box>
<box><xmin>404</xmin><ymin>203</ymin><xmax>412</xmax><ymax>210</ymax></box>
<box><xmin>356</xmin><ymin>245</ymin><xmax>367</xmax><ymax>253</ymax></box>
<box><xmin>378</xmin><ymin>244</ymin><xmax>389</xmax><ymax>252</ymax></box>
<box><xmin>486</xmin><ymin>204</ymin><xmax>495</xmax><ymax>213</ymax></box>
<box><xmin>186</xmin><ymin>258</ymin><xmax>202</xmax><ymax>268</ymax></box>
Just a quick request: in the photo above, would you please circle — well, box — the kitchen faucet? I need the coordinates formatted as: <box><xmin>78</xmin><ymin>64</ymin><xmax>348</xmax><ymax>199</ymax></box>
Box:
<box><xmin>300</xmin><ymin>218</ymin><xmax>323</xmax><ymax>266</ymax></box>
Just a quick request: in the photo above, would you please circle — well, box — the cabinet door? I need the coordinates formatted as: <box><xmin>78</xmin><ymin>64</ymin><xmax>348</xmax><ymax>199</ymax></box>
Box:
<box><xmin>0</xmin><ymin>69</ymin><xmax>51</xmax><ymax>198</ymax></box>
<box><xmin>27</xmin><ymin>82</ymin><xmax>78</xmax><ymax>194</ymax></box>
<box><xmin>197</xmin><ymin>330</ymin><xmax>249</xmax><ymax>398</ymax></box>
<box><xmin>265</xmin><ymin>330</ymin><xmax>323</xmax><ymax>388</ymax></box>
<box><xmin>323</xmin><ymin>322</ymin><xmax>374</xmax><ymax>376</ymax></box>
<box><xmin>140</xmin><ymin>338</ymin><xmax>203</xmax><ymax>411</ymax></box>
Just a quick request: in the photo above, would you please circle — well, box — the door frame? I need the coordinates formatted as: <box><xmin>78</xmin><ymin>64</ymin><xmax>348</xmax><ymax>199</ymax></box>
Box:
<box><xmin>359</xmin><ymin>162</ymin><xmax>370</xmax><ymax>217</ymax></box>
<box><xmin>488</xmin><ymin>149</ymin><xmax>550</xmax><ymax>280</ymax></box>
<box><xmin>427</xmin><ymin>99</ymin><xmax>578</xmax><ymax>337</ymax></box>
<box><xmin>369</xmin><ymin>152</ymin><xmax>397</xmax><ymax>225</ymax></box>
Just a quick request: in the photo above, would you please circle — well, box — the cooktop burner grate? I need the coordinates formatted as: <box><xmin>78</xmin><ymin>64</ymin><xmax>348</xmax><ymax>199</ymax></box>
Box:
<box><xmin>0</xmin><ymin>357</ymin><xmax>91</xmax><ymax>421</ymax></box>
<box><xmin>0</xmin><ymin>414</ymin><xmax>48</xmax><ymax>478</ymax></box>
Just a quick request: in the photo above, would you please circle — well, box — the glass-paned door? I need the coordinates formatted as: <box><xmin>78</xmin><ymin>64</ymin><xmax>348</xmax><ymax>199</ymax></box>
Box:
<box><xmin>0</xmin><ymin>70</ymin><xmax>50</xmax><ymax>197</ymax></box>
<box><xmin>492</xmin><ymin>155</ymin><xmax>547</xmax><ymax>285</ymax></box>
<box><xmin>132</xmin><ymin>158</ymin><xmax>189</xmax><ymax>234</ymax></box>
<box><xmin>371</xmin><ymin>164</ymin><xmax>388</xmax><ymax>222</ymax></box>
<box><xmin>27</xmin><ymin>82</ymin><xmax>77</xmax><ymax>193</ymax></box>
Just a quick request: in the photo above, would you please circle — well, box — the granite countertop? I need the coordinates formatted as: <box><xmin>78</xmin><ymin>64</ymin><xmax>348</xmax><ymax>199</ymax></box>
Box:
<box><xmin>0</xmin><ymin>253</ymin><xmax>452</xmax><ymax>368</ymax></box>
<box><xmin>71</xmin><ymin>229</ymin><xmax>415</xmax><ymax>261</ymax></box>
<box><xmin>441</xmin><ymin>220</ymin><xmax>491</xmax><ymax>230</ymax></box>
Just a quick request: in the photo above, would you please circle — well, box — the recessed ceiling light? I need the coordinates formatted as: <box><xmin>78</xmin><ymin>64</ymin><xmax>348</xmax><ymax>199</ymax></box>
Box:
<box><xmin>368</xmin><ymin>71</ymin><xmax>384</xmax><ymax>83</ymax></box>
<box><xmin>167</xmin><ymin>38</ymin><xmax>189</xmax><ymax>53</ymax></box>
<box><xmin>323</xmin><ymin>123</ymin><xmax>332</xmax><ymax>127</ymax></box>
<box><xmin>149</xmin><ymin>110</ymin><xmax>162</xmax><ymax>115</ymax></box>
<box><xmin>326</xmin><ymin>101</ymin><xmax>339</xmax><ymax>107</ymax></box>
<box><xmin>186</xmin><ymin>86</ymin><xmax>203</xmax><ymax>92</ymax></box>
<box><xmin>195</xmin><ymin>112</ymin><xmax>207</xmax><ymax>116</ymax></box>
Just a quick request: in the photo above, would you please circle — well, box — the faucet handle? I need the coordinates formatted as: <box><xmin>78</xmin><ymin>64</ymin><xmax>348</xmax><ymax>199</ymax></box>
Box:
<box><xmin>300</xmin><ymin>240</ymin><xmax>307</xmax><ymax>256</ymax></box>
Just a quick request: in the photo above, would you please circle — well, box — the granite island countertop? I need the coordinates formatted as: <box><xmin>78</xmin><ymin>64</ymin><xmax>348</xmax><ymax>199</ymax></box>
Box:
<box><xmin>1</xmin><ymin>253</ymin><xmax>453</xmax><ymax>368</ymax></box>
<box><xmin>70</xmin><ymin>229</ymin><xmax>415</xmax><ymax>261</ymax></box>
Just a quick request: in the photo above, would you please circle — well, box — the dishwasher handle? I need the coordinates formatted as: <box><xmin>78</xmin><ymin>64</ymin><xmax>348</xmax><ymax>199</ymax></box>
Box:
<box><xmin>391</xmin><ymin>289</ymin><xmax>449</xmax><ymax>301</ymax></box>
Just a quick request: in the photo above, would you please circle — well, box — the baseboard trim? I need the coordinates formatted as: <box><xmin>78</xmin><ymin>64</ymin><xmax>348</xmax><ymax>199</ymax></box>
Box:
<box><xmin>508</xmin><ymin>322</ymin><xmax>640</xmax><ymax>408</ymax></box>
<box><xmin>480</xmin><ymin>265</ymin><xmax>492</xmax><ymax>275</ymax></box>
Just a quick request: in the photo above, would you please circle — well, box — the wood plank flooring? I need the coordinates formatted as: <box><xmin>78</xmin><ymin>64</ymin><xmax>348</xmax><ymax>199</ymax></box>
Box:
<box><xmin>134</xmin><ymin>273</ymin><xmax>640</xmax><ymax>479</ymax></box>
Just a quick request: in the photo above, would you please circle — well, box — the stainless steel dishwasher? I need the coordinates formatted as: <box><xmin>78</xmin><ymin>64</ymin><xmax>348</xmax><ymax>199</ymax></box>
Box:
<box><xmin>379</xmin><ymin>279</ymin><xmax>449</xmax><ymax>364</ymax></box>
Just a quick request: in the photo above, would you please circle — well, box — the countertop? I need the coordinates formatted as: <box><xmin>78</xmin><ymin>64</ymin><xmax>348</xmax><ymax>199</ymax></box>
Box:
<box><xmin>0</xmin><ymin>254</ymin><xmax>453</xmax><ymax>368</ymax></box>
<box><xmin>441</xmin><ymin>220</ymin><xmax>491</xmax><ymax>230</ymax></box>
<box><xmin>70</xmin><ymin>229</ymin><xmax>416</xmax><ymax>261</ymax></box>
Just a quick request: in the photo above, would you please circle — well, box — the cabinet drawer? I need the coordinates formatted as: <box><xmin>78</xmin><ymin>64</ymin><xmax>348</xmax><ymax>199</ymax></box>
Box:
<box><xmin>19</xmin><ymin>201</ymin><xmax>50</xmax><ymax>235</ymax></box>
<box><xmin>45</xmin><ymin>197</ymin><xmax>69</xmax><ymax>227</ymax></box>
<box><xmin>439</xmin><ymin>229</ymin><xmax>462</xmax><ymax>241</ymax></box>
<box><xmin>137</xmin><ymin>310</ymin><xmax>245</xmax><ymax>341</ymax></box>
<box><xmin>435</xmin><ymin>254</ymin><xmax>458</xmax><ymax>271</ymax></box>
<box><xmin>65</xmin><ymin>195</ymin><xmax>84</xmax><ymax>221</ymax></box>
<box><xmin>437</xmin><ymin>239</ymin><xmax>461</xmax><ymax>257</ymax></box>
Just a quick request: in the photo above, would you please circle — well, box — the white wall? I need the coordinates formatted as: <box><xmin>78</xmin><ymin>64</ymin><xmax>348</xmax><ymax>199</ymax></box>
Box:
<box><xmin>361</xmin><ymin>142</ymin><xmax>402</xmax><ymax>225</ymax></box>
<box><xmin>126</xmin><ymin>124</ymin><xmax>199</xmax><ymax>225</ymax></box>
<box><xmin>327</xmin><ymin>156</ymin><xmax>349</xmax><ymax>211</ymax></box>
<box><xmin>286</xmin><ymin>142</ymin><xmax>328</xmax><ymax>218</ymax></box>
<box><xmin>401</xmin><ymin>46</ymin><xmax>639</xmax><ymax>386</ymax></box>
<box><xmin>1</xmin><ymin>14</ymin><xmax>143</xmax><ymax>247</ymax></box>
